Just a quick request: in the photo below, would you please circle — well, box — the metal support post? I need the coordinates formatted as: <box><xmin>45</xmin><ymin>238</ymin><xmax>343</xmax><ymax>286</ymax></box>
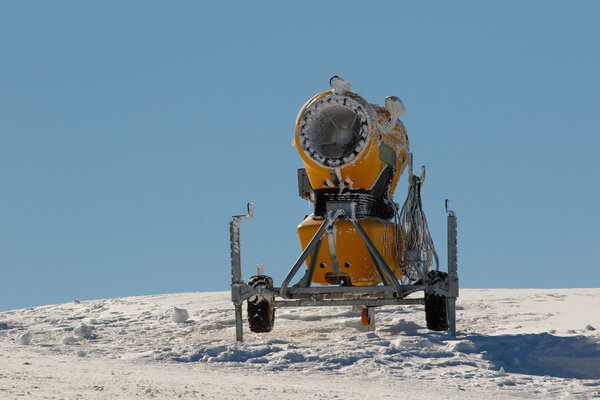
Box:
<box><xmin>234</xmin><ymin>304</ymin><xmax>243</xmax><ymax>342</ymax></box>
<box><xmin>230</xmin><ymin>203</ymin><xmax>254</xmax><ymax>342</ymax></box>
<box><xmin>446</xmin><ymin>200</ymin><xmax>458</xmax><ymax>337</ymax></box>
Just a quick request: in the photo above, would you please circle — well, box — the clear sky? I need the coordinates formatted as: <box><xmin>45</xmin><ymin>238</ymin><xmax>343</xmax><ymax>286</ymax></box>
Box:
<box><xmin>1</xmin><ymin>1</ymin><xmax>599</xmax><ymax>311</ymax></box>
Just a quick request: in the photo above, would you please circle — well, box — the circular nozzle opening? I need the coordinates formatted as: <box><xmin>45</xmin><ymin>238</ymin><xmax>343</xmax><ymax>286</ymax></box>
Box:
<box><xmin>298</xmin><ymin>92</ymin><xmax>369</xmax><ymax>168</ymax></box>
<box><xmin>311</xmin><ymin>105</ymin><xmax>362</xmax><ymax>159</ymax></box>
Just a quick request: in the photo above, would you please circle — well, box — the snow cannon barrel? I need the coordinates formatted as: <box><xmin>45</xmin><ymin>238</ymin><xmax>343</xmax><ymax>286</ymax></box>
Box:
<box><xmin>294</xmin><ymin>76</ymin><xmax>409</xmax><ymax>218</ymax></box>
<box><xmin>294</xmin><ymin>77</ymin><xmax>410</xmax><ymax>286</ymax></box>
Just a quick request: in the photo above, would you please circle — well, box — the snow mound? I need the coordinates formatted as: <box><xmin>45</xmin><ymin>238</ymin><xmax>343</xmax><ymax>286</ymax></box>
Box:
<box><xmin>74</xmin><ymin>323</ymin><xmax>94</xmax><ymax>339</ymax></box>
<box><xmin>62</xmin><ymin>335</ymin><xmax>79</xmax><ymax>345</ymax></box>
<box><xmin>171</xmin><ymin>307</ymin><xmax>189</xmax><ymax>323</ymax></box>
<box><xmin>18</xmin><ymin>331</ymin><xmax>32</xmax><ymax>345</ymax></box>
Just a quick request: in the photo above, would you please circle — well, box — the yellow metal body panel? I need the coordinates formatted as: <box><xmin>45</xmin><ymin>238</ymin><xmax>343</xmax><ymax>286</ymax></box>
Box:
<box><xmin>298</xmin><ymin>216</ymin><xmax>402</xmax><ymax>286</ymax></box>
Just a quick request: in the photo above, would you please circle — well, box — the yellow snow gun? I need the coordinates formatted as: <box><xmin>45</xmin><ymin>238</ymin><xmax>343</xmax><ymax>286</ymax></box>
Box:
<box><xmin>230</xmin><ymin>77</ymin><xmax>459</xmax><ymax>341</ymax></box>
<box><xmin>294</xmin><ymin>76</ymin><xmax>409</xmax><ymax>287</ymax></box>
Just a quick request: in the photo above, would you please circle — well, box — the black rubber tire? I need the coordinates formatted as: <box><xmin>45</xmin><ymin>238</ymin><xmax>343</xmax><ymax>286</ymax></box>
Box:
<box><xmin>247</xmin><ymin>275</ymin><xmax>275</xmax><ymax>333</ymax></box>
<box><xmin>425</xmin><ymin>271</ymin><xmax>449</xmax><ymax>331</ymax></box>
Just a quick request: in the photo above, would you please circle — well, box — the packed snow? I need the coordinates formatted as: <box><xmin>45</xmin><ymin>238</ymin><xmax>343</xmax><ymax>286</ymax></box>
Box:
<box><xmin>1</xmin><ymin>289</ymin><xmax>599</xmax><ymax>399</ymax></box>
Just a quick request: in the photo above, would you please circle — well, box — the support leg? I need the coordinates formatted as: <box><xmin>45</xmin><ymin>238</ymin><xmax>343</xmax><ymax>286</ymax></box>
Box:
<box><xmin>446</xmin><ymin>202</ymin><xmax>458</xmax><ymax>337</ymax></box>
<box><xmin>447</xmin><ymin>298</ymin><xmax>456</xmax><ymax>337</ymax></box>
<box><xmin>367</xmin><ymin>307</ymin><xmax>376</xmax><ymax>332</ymax></box>
<box><xmin>230</xmin><ymin>203</ymin><xmax>254</xmax><ymax>343</ymax></box>
<box><xmin>235</xmin><ymin>304</ymin><xmax>243</xmax><ymax>342</ymax></box>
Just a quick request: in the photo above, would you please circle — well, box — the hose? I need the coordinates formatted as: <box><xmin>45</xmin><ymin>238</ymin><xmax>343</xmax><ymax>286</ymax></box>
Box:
<box><xmin>398</xmin><ymin>168</ymin><xmax>439</xmax><ymax>282</ymax></box>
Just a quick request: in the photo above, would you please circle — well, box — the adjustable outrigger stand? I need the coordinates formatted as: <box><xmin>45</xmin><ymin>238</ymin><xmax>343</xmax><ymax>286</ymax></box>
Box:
<box><xmin>230</xmin><ymin>201</ymin><xmax>458</xmax><ymax>342</ymax></box>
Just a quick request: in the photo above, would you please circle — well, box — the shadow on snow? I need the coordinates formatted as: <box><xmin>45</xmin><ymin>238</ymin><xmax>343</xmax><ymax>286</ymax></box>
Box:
<box><xmin>169</xmin><ymin>325</ymin><xmax>600</xmax><ymax>379</ymax></box>
<box><xmin>459</xmin><ymin>333</ymin><xmax>600</xmax><ymax>379</ymax></box>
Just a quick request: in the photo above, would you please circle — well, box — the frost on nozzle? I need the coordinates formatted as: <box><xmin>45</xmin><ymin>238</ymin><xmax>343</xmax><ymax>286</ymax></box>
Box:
<box><xmin>330</xmin><ymin>76</ymin><xmax>351</xmax><ymax>94</ymax></box>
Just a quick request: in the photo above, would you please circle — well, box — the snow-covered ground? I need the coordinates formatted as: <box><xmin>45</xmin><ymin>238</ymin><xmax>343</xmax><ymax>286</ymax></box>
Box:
<box><xmin>1</xmin><ymin>289</ymin><xmax>599</xmax><ymax>399</ymax></box>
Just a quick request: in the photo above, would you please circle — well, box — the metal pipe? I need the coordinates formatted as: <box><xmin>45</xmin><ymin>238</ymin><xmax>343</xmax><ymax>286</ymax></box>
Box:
<box><xmin>273</xmin><ymin>298</ymin><xmax>423</xmax><ymax>307</ymax></box>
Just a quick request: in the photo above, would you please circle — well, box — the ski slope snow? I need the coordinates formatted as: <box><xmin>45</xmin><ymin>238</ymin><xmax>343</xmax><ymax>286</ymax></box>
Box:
<box><xmin>1</xmin><ymin>289</ymin><xmax>599</xmax><ymax>399</ymax></box>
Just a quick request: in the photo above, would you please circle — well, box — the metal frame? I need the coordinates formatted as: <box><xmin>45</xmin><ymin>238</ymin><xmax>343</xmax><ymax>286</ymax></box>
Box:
<box><xmin>230</xmin><ymin>201</ymin><xmax>458</xmax><ymax>342</ymax></box>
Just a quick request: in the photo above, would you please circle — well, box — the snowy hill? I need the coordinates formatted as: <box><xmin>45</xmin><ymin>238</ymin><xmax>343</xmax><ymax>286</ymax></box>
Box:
<box><xmin>1</xmin><ymin>289</ymin><xmax>599</xmax><ymax>399</ymax></box>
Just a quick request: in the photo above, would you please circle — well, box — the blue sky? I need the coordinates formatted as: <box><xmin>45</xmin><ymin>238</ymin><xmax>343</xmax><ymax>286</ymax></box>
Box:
<box><xmin>1</xmin><ymin>1</ymin><xmax>599</xmax><ymax>311</ymax></box>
